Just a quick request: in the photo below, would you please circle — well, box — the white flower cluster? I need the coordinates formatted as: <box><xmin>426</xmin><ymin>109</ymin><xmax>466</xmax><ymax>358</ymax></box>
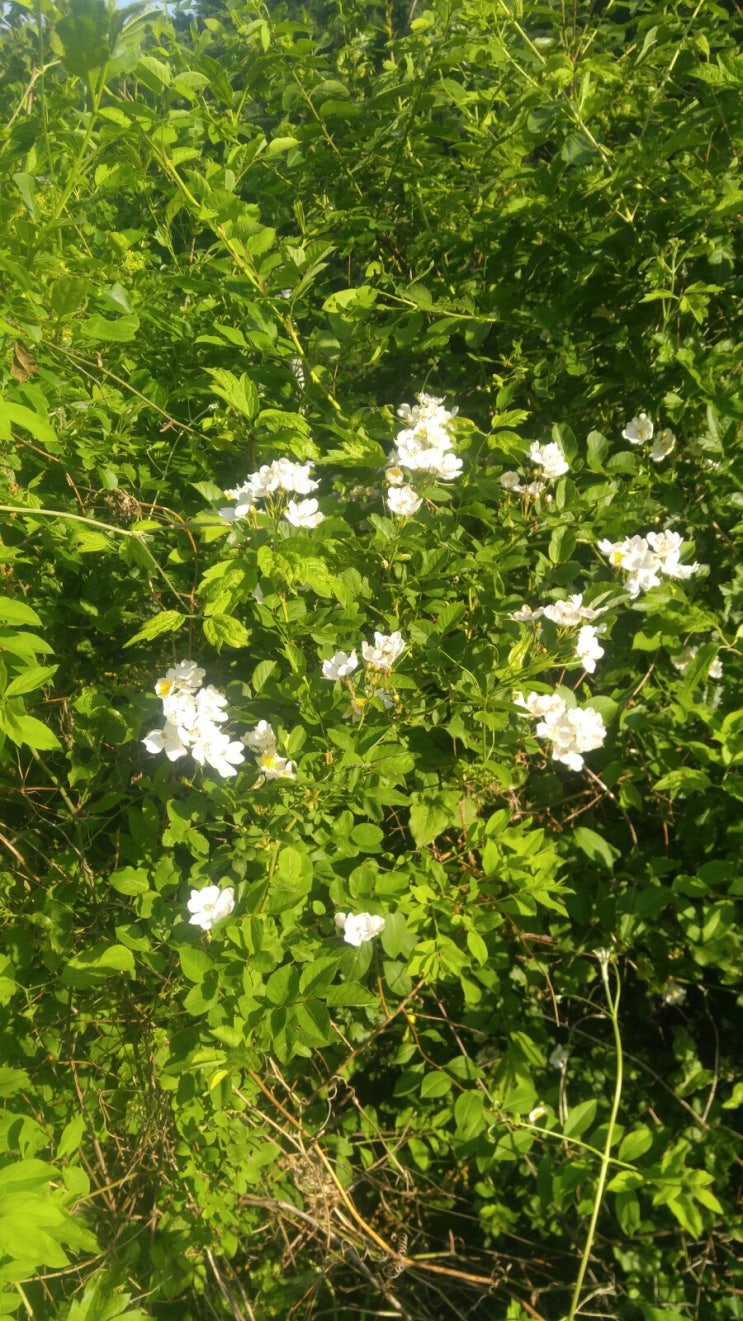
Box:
<box><xmin>510</xmin><ymin>594</ymin><xmax>606</xmax><ymax>673</ymax></box>
<box><xmin>243</xmin><ymin>720</ymin><xmax>297</xmax><ymax>780</ymax></box>
<box><xmin>321</xmin><ymin>632</ymin><xmax>405</xmax><ymax>680</ymax></box>
<box><xmin>622</xmin><ymin>413</ymin><xmax>675</xmax><ymax>463</ymax></box>
<box><xmin>598</xmin><ymin>530</ymin><xmax>701</xmax><ymax>598</ymax></box>
<box><xmin>500</xmin><ymin>441</ymin><xmax>568</xmax><ymax>498</ymax></box>
<box><xmin>515</xmin><ymin>690</ymin><xmax>606</xmax><ymax>772</ymax></box>
<box><xmin>187</xmin><ymin>885</ymin><xmax>235</xmax><ymax>931</ymax></box>
<box><xmin>385</xmin><ymin>392</ymin><xmax>461</xmax><ymax>515</ymax></box>
<box><xmin>219</xmin><ymin>457</ymin><xmax>324</xmax><ymax>529</ymax></box>
<box><xmin>142</xmin><ymin>661</ymin><xmax>245</xmax><ymax>778</ymax></box>
<box><xmin>335</xmin><ymin>911</ymin><xmax>385</xmax><ymax>946</ymax></box>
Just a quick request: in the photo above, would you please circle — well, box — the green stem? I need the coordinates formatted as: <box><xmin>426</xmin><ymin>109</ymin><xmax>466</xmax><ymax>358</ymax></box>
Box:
<box><xmin>565</xmin><ymin>953</ymin><xmax>623</xmax><ymax>1321</ymax></box>
<box><xmin>0</xmin><ymin>505</ymin><xmax>184</xmax><ymax>605</ymax></box>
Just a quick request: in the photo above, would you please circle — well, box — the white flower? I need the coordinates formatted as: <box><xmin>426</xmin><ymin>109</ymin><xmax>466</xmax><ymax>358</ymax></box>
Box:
<box><xmin>386</xmin><ymin>465</ymin><xmax>405</xmax><ymax>486</ymax></box>
<box><xmin>194</xmin><ymin>685</ymin><xmax>230</xmax><ymax>725</ymax></box>
<box><xmin>510</xmin><ymin>604</ymin><xmax>544</xmax><ymax>622</ymax></box>
<box><xmin>142</xmin><ymin>721</ymin><xmax>190</xmax><ymax>762</ymax></box>
<box><xmin>155</xmin><ymin>662</ymin><xmax>206</xmax><ymax>699</ymax></box>
<box><xmin>598</xmin><ymin>534</ymin><xmax>663</xmax><ymax>597</ymax></box>
<box><xmin>549</xmin><ymin>1045</ymin><xmax>568</xmax><ymax>1071</ymax></box>
<box><xmin>517</xmin><ymin>691</ymin><xmax>606</xmax><ymax>771</ymax></box>
<box><xmin>187</xmin><ymin>885</ymin><xmax>235</xmax><ymax>931</ymax></box>
<box><xmin>190</xmin><ymin>727</ymin><xmax>245</xmax><ymax>778</ymax></box>
<box><xmin>542</xmin><ymin>594</ymin><xmax>602</xmax><ymax>628</ymax></box>
<box><xmin>528</xmin><ymin>441</ymin><xmax>569</xmax><ymax>479</ymax></box>
<box><xmin>522</xmin><ymin>479</ymin><xmax>547</xmax><ymax>497</ymax></box>
<box><xmin>546</xmin><ymin>705</ymin><xmax>606</xmax><ymax>771</ymax></box>
<box><xmin>529</xmin><ymin>1104</ymin><xmax>548</xmax><ymax>1123</ymax></box>
<box><xmin>271</xmin><ymin>458</ymin><xmax>319</xmax><ymax>495</ymax></box>
<box><xmin>258</xmin><ymin>749</ymin><xmax>297</xmax><ymax>780</ymax></box>
<box><xmin>397</xmin><ymin>392</ymin><xmax>457</xmax><ymax>430</ymax></box>
<box><xmin>514</xmin><ymin>690</ymin><xmax>566</xmax><ymax>721</ymax></box>
<box><xmin>243</xmin><ymin>720</ymin><xmax>276</xmax><ymax>753</ymax></box>
<box><xmin>362</xmin><ymin>631</ymin><xmax>405</xmax><ymax>671</ymax></box>
<box><xmin>335</xmin><ymin>911</ymin><xmax>386</xmax><ymax>946</ymax></box>
<box><xmin>322</xmin><ymin>649</ymin><xmax>358</xmax><ymax>680</ymax></box>
<box><xmin>284</xmin><ymin>498</ymin><xmax>324</xmax><ymax>529</ymax></box>
<box><xmin>575</xmin><ymin>625</ymin><xmax>605</xmax><ymax>673</ymax></box>
<box><xmin>661</xmin><ymin>980</ymin><xmax>687</xmax><ymax>1007</ymax></box>
<box><xmin>500</xmin><ymin>471</ymin><xmax>523</xmax><ymax>492</ymax></box>
<box><xmin>622</xmin><ymin>413</ymin><xmax>654</xmax><ymax>445</ymax></box>
<box><xmin>647</xmin><ymin>530</ymin><xmax>701</xmax><ymax>582</ymax></box>
<box><xmin>651</xmin><ymin>428</ymin><xmax>676</xmax><ymax>462</ymax></box>
<box><xmin>387</xmin><ymin>485</ymin><xmax>422</xmax><ymax>516</ymax></box>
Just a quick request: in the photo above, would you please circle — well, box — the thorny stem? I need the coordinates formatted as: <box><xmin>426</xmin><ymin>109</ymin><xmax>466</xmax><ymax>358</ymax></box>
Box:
<box><xmin>565</xmin><ymin>951</ymin><xmax>623</xmax><ymax>1321</ymax></box>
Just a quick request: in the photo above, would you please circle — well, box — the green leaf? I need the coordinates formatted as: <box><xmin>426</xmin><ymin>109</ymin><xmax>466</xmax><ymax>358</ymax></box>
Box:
<box><xmin>202</xmin><ymin>614</ymin><xmax>251</xmax><ymax>650</ymax></box>
<box><xmin>409</xmin><ymin>792</ymin><xmax>458</xmax><ymax>847</ymax></box>
<box><xmin>0</xmin><ymin>402</ymin><xmax>58</xmax><ymax>446</ymax></box>
<box><xmin>3</xmin><ymin>664</ymin><xmax>57</xmax><ymax>698</ymax></box>
<box><xmin>548</xmin><ymin>525</ymin><xmax>576</xmax><ymax>564</ymax></box>
<box><xmin>206</xmin><ymin>369</ymin><xmax>259</xmax><ymax>420</ymax></box>
<box><xmin>179</xmin><ymin>946</ymin><xmax>214</xmax><ymax>984</ymax></box>
<box><xmin>124</xmin><ymin>611</ymin><xmax>187</xmax><ymax>648</ymax></box>
<box><xmin>3</xmin><ymin>711</ymin><xmax>61</xmax><ymax>751</ymax></box>
<box><xmin>453</xmin><ymin>1090</ymin><xmax>487</xmax><ymax>1141</ymax></box>
<box><xmin>563</xmin><ymin>1099</ymin><xmax>597</xmax><ymax>1138</ymax></box>
<box><xmin>618</xmin><ymin>1126</ymin><xmax>653</xmax><ymax>1163</ymax></box>
<box><xmin>80</xmin><ymin>313</ymin><xmax>140</xmax><ymax>343</ymax></box>
<box><xmin>570</xmin><ymin>826</ymin><xmax>620</xmax><ymax>871</ymax></box>
<box><xmin>0</xmin><ymin>597</ymin><xmax>43</xmax><ymax>627</ymax></box>
<box><xmin>62</xmin><ymin>944</ymin><xmax>135</xmax><ymax>987</ymax></box>
<box><xmin>56</xmin><ymin>1115</ymin><xmax>86</xmax><ymax>1161</ymax></box>
<box><xmin>654</xmin><ymin>768</ymin><xmax>711</xmax><ymax>798</ymax></box>
<box><xmin>109</xmin><ymin>867</ymin><xmax>150</xmax><ymax>896</ymax></box>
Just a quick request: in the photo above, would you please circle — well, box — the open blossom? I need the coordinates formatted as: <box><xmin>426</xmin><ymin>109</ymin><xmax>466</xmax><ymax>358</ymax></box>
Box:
<box><xmin>362</xmin><ymin>631</ymin><xmax>405</xmax><ymax>672</ymax></box>
<box><xmin>387</xmin><ymin>484</ymin><xmax>422</xmax><ymax>516</ymax></box>
<box><xmin>651</xmin><ymin>428</ymin><xmax>675</xmax><ymax>462</ymax></box>
<box><xmin>243</xmin><ymin>720</ymin><xmax>276</xmax><ymax>753</ymax></box>
<box><xmin>500</xmin><ymin>471</ymin><xmax>523</xmax><ymax>492</ymax></box>
<box><xmin>322</xmin><ymin>650</ymin><xmax>358</xmax><ymax>681</ymax></box>
<box><xmin>575</xmin><ymin>625</ymin><xmax>605</xmax><ymax>673</ymax></box>
<box><xmin>599</xmin><ymin>530</ymin><xmax>700</xmax><ymax>596</ymax></box>
<box><xmin>516</xmin><ymin>690</ymin><xmax>606</xmax><ymax>772</ymax></box>
<box><xmin>510</xmin><ymin>604</ymin><xmax>544</xmax><ymax>623</ymax></box>
<box><xmin>528</xmin><ymin>441</ymin><xmax>569</xmax><ymax>479</ymax></box>
<box><xmin>219</xmin><ymin>457</ymin><xmax>320</xmax><ymax>523</ymax></box>
<box><xmin>335</xmin><ymin>911</ymin><xmax>386</xmax><ymax>946</ymax></box>
<box><xmin>391</xmin><ymin>392</ymin><xmax>462</xmax><ymax>482</ymax></box>
<box><xmin>386</xmin><ymin>465</ymin><xmax>405</xmax><ymax>486</ymax></box>
<box><xmin>258</xmin><ymin>750</ymin><xmax>297</xmax><ymax>781</ymax></box>
<box><xmin>542</xmin><ymin>594</ymin><xmax>602</xmax><ymax>628</ymax></box>
<box><xmin>190</xmin><ymin>728</ymin><xmax>246</xmax><ymax>778</ymax></box>
<box><xmin>284</xmin><ymin>497</ymin><xmax>324</xmax><ymax>529</ymax></box>
<box><xmin>622</xmin><ymin>413</ymin><xmax>654</xmax><ymax>445</ymax></box>
<box><xmin>187</xmin><ymin>885</ymin><xmax>235</xmax><ymax>931</ymax></box>
<box><xmin>397</xmin><ymin>393</ymin><xmax>458</xmax><ymax>429</ymax></box>
<box><xmin>143</xmin><ymin>664</ymin><xmax>245</xmax><ymax>778</ymax></box>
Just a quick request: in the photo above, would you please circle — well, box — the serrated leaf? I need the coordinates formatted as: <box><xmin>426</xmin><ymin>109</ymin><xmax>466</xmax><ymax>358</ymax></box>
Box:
<box><xmin>124</xmin><ymin>611</ymin><xmax>187</xmax><ymax>648</ymax></box>
<box><xmin>203</xmin><ymin>614</ymin><xmax>250</xmax><ymax>650</ymax></box>
<box><xmin>3</xmin><ymin>664</ymin><xmax>57</xmax><ymax>698</ymax></box>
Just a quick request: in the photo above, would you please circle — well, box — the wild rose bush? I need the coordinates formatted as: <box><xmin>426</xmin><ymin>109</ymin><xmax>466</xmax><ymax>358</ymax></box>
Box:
<box><xmin>0</xmin><ymin>1</ymin><xmax>741</xmax><ymax>1318</ymax></box>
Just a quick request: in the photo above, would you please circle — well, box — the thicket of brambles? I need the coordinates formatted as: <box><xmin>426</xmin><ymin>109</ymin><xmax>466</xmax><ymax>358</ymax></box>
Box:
<box><xmin>0</xmin><ymin>0</ymin><xmax>741</xmax><ymax>1317</ymax></box>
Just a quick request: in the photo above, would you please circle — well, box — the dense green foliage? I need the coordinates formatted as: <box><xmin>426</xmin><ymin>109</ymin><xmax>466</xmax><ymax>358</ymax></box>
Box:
<box><xmin>0</xmin><ymin>0</ymin><xmax>741</xmax><ymax>1316</ymax></box>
